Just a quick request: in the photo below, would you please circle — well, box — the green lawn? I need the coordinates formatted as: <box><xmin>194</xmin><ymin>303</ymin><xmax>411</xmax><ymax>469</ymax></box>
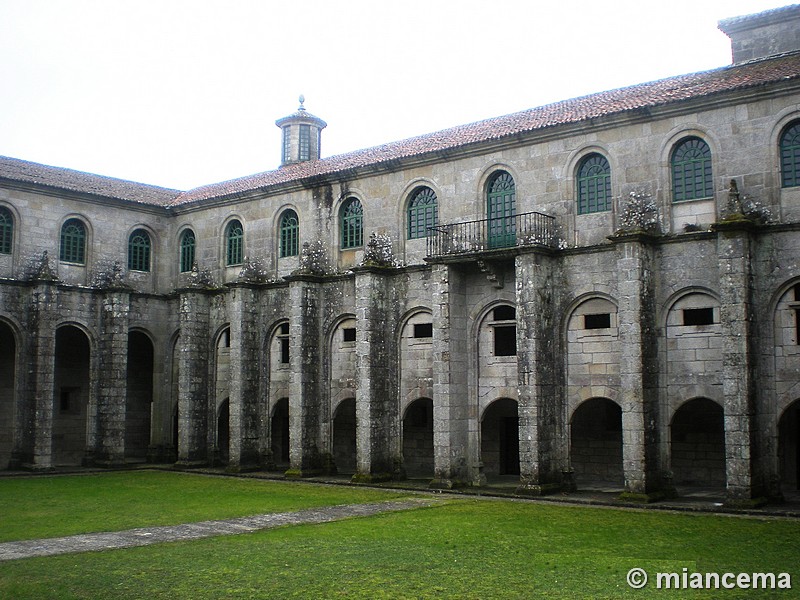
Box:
<box><xmin>0</xmin><ymin>470</ymin><xmax>409</xmax><ymax>542</ymax></box>
<box><xmin>1</xmin><ymin>472</ymin><xmax>798</xmax><ymax>599</ymax></box>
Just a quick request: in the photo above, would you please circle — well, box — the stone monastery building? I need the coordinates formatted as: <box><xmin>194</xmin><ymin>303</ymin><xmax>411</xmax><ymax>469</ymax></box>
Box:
<box><xmin>2</xmin><ymin>6</ymin><xmax>800</xmax><ymax>506</ymax></box>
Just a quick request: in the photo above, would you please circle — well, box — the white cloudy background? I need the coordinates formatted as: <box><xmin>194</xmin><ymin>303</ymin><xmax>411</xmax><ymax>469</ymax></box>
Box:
<box><xmin>0</xmin><ymin>0</ymin><xmax>792</xmax><ymax>190</ymax></box>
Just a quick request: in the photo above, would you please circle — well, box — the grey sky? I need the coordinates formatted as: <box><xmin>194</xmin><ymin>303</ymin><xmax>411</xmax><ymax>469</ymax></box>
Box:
<box><xmin>0</xmin><ymin>0</ymin><xmax>792</xmax><ymax>190</ymax></box>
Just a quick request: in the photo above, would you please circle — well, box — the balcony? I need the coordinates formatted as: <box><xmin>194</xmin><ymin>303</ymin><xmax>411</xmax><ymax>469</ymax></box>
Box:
<box><xmin>426</xmin><ymin>211</ymin><xmax>558</xmax><ymax>258</ymax></box>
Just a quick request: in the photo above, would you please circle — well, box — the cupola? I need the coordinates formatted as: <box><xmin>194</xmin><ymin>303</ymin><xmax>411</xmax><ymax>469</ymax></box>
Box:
<box><xmin>275</xmin><ymin>95</ymin><xmax>327</xmax><ymax>166</ymax></box>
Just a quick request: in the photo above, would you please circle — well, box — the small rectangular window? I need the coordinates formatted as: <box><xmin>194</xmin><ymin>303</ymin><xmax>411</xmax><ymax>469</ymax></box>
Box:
<box><xmin>683</xmin><ymin>307</ymin><xmax>714</xmax><ymax>326</ymax></box>
<box><xmin>60</xmin><ymin>389</ymin><xmax>71</xmax><ymax>412</ymax></box>
<box><xmin>584</xmin><ymin>313</ymin><xmax>611</xmax><ymax>330</ymax></box>
<box><xmin>494</xmin><ymin>325</ymin><xmax>516</xmax><ymax>356</ymax></box>
<box><xmin>796</xmin><ymin>308</ymin><xmax>800</xmax><ymax>345</ymax></box>
<box><xmin>280</xmin><ymin>337</ymin><xmax>290</xmax><ymax>364</ymax></box>
<box><xmin>343</xmin><ymin>327</ymin><xmax>356</xmax><ymax>342</ymax></box>
<box><xmin>493</xmin><ymin>306</ymin><xmax>516</xmax><ymax>321</ymax></box>
<box><xmin>413</xmin><ymin>323</ymin><xmax>433</xmax><ymax>338</ymax></box>
<box><xmin>794</xmin><ymin>283</ymin><xmax>800</xmax><ymax>302</ymax></box>
<box><xmin>280</xmin><ymin>322</ymin><xmax>289</xmax><ymax>335</ymax></box>
<box><xmin>299</xmin><ymin>124</ymin><xmax>311</xmax><ymax>161</ymax></box>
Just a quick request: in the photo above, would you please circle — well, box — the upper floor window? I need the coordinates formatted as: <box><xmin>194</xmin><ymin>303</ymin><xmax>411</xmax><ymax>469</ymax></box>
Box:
<box><xmin>0</xmin><ymin>207</ymin><xmax>12</xmax><ymax>254</ymax></box>
<box><xmin>780</xmin><ymin>121</ymin><xmax>800</xmax><ymax>188</ymax></box>
<box><xmin>672</xmin><ymin>137</ymin><xmax>713</xmax><ymax>202</ymax></box>
<box><xmin>487</xmin><ymin>171</ymin><xmax>516</xmax><ymax>249</ymax></box>
<box><xmin>340</xmin><ymin>198</ymin><xmax>363</xmax><ymax>249</ymax></box>
<box><xmin>282</xmin><ymin>126</ymin><xmax>291</xmax><ymax>164</ymax></box>
<box><xmin>128</xmin><ymin>229</ymin><xmax>151</xmax><ymax>272</ymax></box>
<box><xmin>577</xmin><ymin>153</ymin><xmax>611</xmax><ymax>214</ymax></box>
<box><xmin>299</xmin><ymin>124</ymin><xmax>311</xmax><ymax>161</ymax></box>
<box><xmin>407</xmin><ymin>187</ymin><xmax>438</xmax><ymax>239</ymax></box>
<box><xmin>226</xmin><ymin>220</ymin><xmax>244</xmax><ymax>266</ymax></box>
<box><xmin>279</xmin><ymin>210</ymin><xmax>299</xmax><ymax>258</ymax></box>
<box><xmin>60</xmin><ymin>218</ymin><xmax>86</xmax><ymax>264</ymax></box>
<box><xmin>180</xmin><ymin>229</ymin><xmax>195</xmax><ymax>273</ymax></box>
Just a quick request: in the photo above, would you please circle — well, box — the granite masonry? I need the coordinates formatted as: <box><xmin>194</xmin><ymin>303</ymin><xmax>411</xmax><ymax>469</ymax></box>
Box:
<box><xmin>1</xmin><ymin>6</ymin><xmax>800</xmax><ymax>506</ymax></box>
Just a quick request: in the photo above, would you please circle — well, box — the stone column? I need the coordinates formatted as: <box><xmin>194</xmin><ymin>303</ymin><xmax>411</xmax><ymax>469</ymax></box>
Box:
<box><xmin>25</xmin><ymin>280</ymin><xmax>59</xmax><ymax>470</ymax></box>
<box><xmin>613</xmin><ymin>234</ymin><xmax>662</xmax><ymax>498</ymax></box>
<box><xmin>93</xmin><ymin>289</ymin><xmax>130</xmax><ymax>466</ymax></box>
<box><xmin>176</xmin><ymin>289</ymin><xmax>211</xmax><ymax>466</ymax></box>
<box><xmin>430</xmin><ymin>263</ymin><xmax>470</xmax><ymax>488</ymax></box>
<box><xmin>227</xmin><ymin>284</ymin><xmax>261</xmax><ymax>471</ymax></box>
<box><xmin>714</xmin><ymin>221</ymin><xmax>764</xmax><ymax>505</ymax></box>
<box><xmin>515</xmin><ymin>251</ymin><xmax>565</xmax><ymax>495</ymax></box>
<box><xmin>286</xmin><ymin>275</ymin><xmax>325</xmax><ymax>476</ymax></box>
<box><xmin>352</xmin><ymin>267</ymin><xmax>396</xmax><ymax>482</ymax></box>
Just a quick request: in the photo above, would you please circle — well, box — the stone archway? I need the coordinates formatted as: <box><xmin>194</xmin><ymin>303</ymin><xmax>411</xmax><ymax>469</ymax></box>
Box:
<box><xmin>670</xmin><ymin>398</ymin><xmax>725</xmax><ymax>488</ymax></box>
<box><xmin>570</xmin><ymin>398</ymin><xmax>623</xmax><ymax>487</ymax></box>
<box><xmin>779</xmin><ymin>400</ymin><xmax>800</xmax><ymax>491</ymax></box>
<box><xmin>402</xmin><ymin>398</ymin><xmax>433</xmax><ymax>478</ymax></box>
<box><xmin>53</xmin><ymin>325</ymin><xmax>91</xmax><ymax>466</ymax></box>
<box><xmin>217</xmin><ymin>399</ymin><xmax>230</xmax><ymax>465</ymax></box>
<box><xmin>0</xmin><ymin>320</ymin><xmax>15</xmax><ymax>468</ymax></box>
<box><xmin>333</xmin><ymin>398</ymin><xmax>356</xmax><ymax>474</ymax></box>
<box><xmin>481</xmin><ymin>398</ymin><xmax>520</xmax><ymax>478</ymax></box>
<box><xmin>270</xmin><ymin>398</ymin><xmax>290</xmax><ymax>469</ymax></box>
<box><xmin>125</xmin><ymin>331</ymin><xmax>154</xmax><ymax>461</ymax></box>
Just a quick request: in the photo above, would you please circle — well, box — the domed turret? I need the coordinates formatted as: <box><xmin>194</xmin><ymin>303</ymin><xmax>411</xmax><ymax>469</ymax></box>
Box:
<box><xmin>275</xmin><ymin>95</ymin><xmax>327</xmax><ymax>166</ymax></box>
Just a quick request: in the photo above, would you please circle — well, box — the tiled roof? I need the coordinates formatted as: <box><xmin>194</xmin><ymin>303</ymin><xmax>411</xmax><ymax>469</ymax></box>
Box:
<box><xmin>2</xmin><ymin>52</ymin><xmax>799</xmax><ymax>209</ymax></box>
<box><xmin>0</xmin><ymin>155</ymin><xmax>181</xmax><ymax>207</ymax></box>
<box><xmin>175</xmin><ymin>52</ymin><xmax>800</xmax><ymax>206</ymax></box>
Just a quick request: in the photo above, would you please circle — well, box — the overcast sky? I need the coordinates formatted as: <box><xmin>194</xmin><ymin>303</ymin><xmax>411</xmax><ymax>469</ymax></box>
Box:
<box><xmin>0</xmin><ymin>0</ymin><xmax>793</xmax><ymax>190</ymax></box>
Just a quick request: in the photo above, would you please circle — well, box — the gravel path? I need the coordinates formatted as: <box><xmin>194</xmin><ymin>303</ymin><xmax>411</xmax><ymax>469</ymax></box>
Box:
<box><xmin>0</xmin><ymin>498</ymin><xmax>437</xmax><ymax>562</ymax></box>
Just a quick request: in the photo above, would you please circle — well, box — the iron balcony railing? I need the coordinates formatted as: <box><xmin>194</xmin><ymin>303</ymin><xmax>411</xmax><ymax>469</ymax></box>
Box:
<box><xmin>426</xmin><ymin>211</ymin><xmax>557</xmax><ymax>258</ymax></box>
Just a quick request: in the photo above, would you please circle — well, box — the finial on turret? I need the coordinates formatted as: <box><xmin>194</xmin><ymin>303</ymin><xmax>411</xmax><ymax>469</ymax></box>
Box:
<box><xmin>298</xmin><ymin>94</ymin><xmax>305</xmax><ymax>110</ymax></box>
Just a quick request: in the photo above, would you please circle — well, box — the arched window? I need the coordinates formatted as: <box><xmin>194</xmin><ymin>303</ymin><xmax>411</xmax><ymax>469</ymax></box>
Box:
<box><xmin>60</xmin><ymin>218</ymin><xmax>86</xmax><ymax>264</ymax></box>
<box><xmin>0</xmin><ymin>207</ymin><xmax>12</xmax><ymax>254</ymax></box>
<box><xmin>340</xmin><ymin>198</ymin><xmax>363</xmax><ymax>249</ymax></box>
<box><xmin>487</xmin><ymin>171</ymin><xmax>516</xmax><ymax>248</ymax></box>
<box><xmin>128</xmin><ymin>229</ymin><xmax>151</xmax><ymax>272</ymax></box>
<box><xmin>672</xmin><ymin>137</ymin><xmax>713</xmax><ymax>202</ymax></box>
<box><xmin>407</xmin><ymin>187</ymin><xmax>438</xmax><ymax>239</ymax></box>
<box><xmin>780</xmin><ymin>121</ymin><xmax>800</xmax><ymax>188</ymax></box>
<box><xmin>279</xmin><ymin>210</ymin><xmax>299</xmax><ymax>258</ymax></box>
<box><xmin>179</xmin><ymin>229</ymin><xmax>195</xmax><ymax>273</ymax></box>
<box><xmin>577</xmin><ymin>154</ymin><xmax>611</xmax><ymax>214</ymax></box>
<box><xmin>226</xmin><ymin>220</ymin><xmax>244</xmax><ymax>266</ymax></box>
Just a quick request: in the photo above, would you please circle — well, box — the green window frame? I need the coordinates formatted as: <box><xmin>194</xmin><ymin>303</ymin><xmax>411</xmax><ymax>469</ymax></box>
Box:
<box><xmin>279</xmin><ymin>209</ymin><xmax>299</xmax><ymax>257</ymax></box>
<box><xmin>282</xmin><ymin>126</ymin><xmax>291</xmax><ymax>164</ymax></box>
<box><xmin>340</xmin><ymin>198</ymin><xmax>363</xmax><ymax>249</ymax></box>
<box><xmin>226</xmin><ymin>220</ymin><xmax>244</xmax><ymax>266</ymax></box>
<box><xmin>179</xmin><ymin>229</ymin><xmax>196</xmax><ymax>273</ymax></box>
<box><xmin>672</xmin><ymin>137</ymin><xmax>713</xmax><ymax>202</ymax></box>
<box><xmin>299</xmin><ymin>125</ymin><xmax>311</xmax><ymax>161</ymax></box>
<box><xmin>780</xmin><ymin>121</ymin><xmax>800</xmax><ymax>188</ymax></box>
<box><xmin>487</xmin><ymin>171</ymin><xmax>516</xmax><ymax>249</ymax></box>
<box><xmin>60</xmin><ymin>218</ymin><xmax>86</xmax><ymax>264</ymax></box>
<box><xmin>407</xmin><ymin>187</ymin><xmax>438</xmax><ymax>239</ymax></box>
<box><xmin>577</xmin><ymin>154</ymin><xmax>611</xmax><ymax>214</ymax></box>
<box><xmin>128</xmin><ymin>229</ymin><xmax>151</xmax><ymax>272</ymax></box>
<box><xmin>0</xmin><ymin>207</ymin><xmax>12</xmax><ymax>254</ymax></box>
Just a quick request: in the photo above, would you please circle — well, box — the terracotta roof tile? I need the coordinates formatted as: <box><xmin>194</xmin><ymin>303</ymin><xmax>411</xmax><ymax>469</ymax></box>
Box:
<box><xmin>0</xmin><ymin>156</ymin><xmax>181</xmax><ymax>207</ymax></box>
<box><xmin>175</xmin><ymin>53</ymin><xmax>800</xmax><ymax>206</ymax></box>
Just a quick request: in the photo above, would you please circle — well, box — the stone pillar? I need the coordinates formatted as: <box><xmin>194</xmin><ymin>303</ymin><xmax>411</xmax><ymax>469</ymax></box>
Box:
<box><xmin>176</xmin><ymin>289</ymin><xmax>211</xmax><ymax>466</ymax></box>
<box><xmin>613</xmin><ymin>234</ymin><xmax>662</xmax><ymax>498</ymax></box>
<box><xmin>24</xmin><ymin>281</ymin><xmax>58</xmax><ymax>470</ymax></box>
<box><xmin>515</xmin><ymin>251</ymin><xmax>565</xmax><ymax>495</ymax></box>
<box><xmin>93</xmin><ymin>289</ymin><xmax>130</xmax><ymax>466</ymax></box>
<box><xmin>227</xmin><ymin>284</ymin><xmax>261</xmax><ymax>471</ymax></box>
<box><xmin>430</xmin><ymin>263</ymin><xmax>471</xmax><ymax>488</ymax></box>
<box><xmin>352</xmin><ymin>267</ymin><xmax>396</xmax><ymax>482</ymax></box>
<box><xmin>286</xmin><ymin>275</ymin><xmax>325</xmax><ymax>476</ymax></box>
<box><xmin>714</xmin><ymin>221</ymin><xmax>764</xmax><ymax>505</ymax></box>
